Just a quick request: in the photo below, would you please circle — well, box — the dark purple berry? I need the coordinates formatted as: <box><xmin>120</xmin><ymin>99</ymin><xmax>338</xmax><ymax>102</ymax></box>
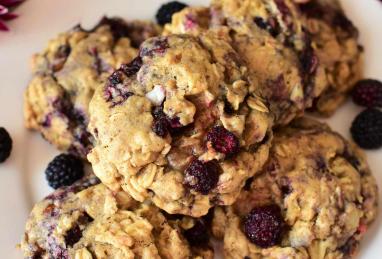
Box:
<box><xmin>351</xmin><ymin>108</ymin><xmax>382</xmax><ymax>149</ymax></box>
<box><xmin>152</xmin><ymin>106</ymin><xmax>183</xmax><ymax>137</ymax></box>
<box><xmin>0</xmin><ymin>127</ymin><xmax>12</xmax><ymax>163</ymax></box>
<box><xmin>207</xmin><ymin>126</ymin><xmax>240</xmax><ymax>156</ymax></box>
<box><xmin>156</xmin><ymin>1</ymin><xmax>188</xmax><ymax>25</ymax></box>
<box><xmin>243</xmin><ymin>204</ymin><xmax>284</xmax><ymax>248</ymax></box>
<box><xmin>64</xmin><ymin>225</ymin><xmax>82</xmax><ymax>247</ymax></box>
<box><xmin>184</xmin><ymin>159</ymin><xmax>219</xmax><ymax>194</ymax></box>
<box><xmin>352</xmin><ymin>79</ymin><xmax>382</xmax><ymax>108</ymax></box>
<box><xmin>120</xmin><ymin>56</ymin><xmax>142</xmax><ymax>77</ymax></box>
<box><xmin>184</xmin><ymin>219</ymin><xmax>209</xmax><ymax>245</ymax></box>
<box><xmin>152</xmin><ymin>117</ymin><xmax>170</xmax><ymax>137</ymax></box>
<box><xmin>45</xmin><ymin>154</ymin><xmax>84</xmax><ymax>189</ymax></box>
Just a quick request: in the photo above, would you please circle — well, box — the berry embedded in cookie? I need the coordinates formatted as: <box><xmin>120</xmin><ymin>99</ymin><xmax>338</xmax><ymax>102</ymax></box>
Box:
<box><xmin>212</xmin><ymin>118</ymin><xmax>378</xmax><ymax>259</ymax></box>
<box><xmin>298</xmin><ymin>0</ymin><xmax>363</xmax><ymax>115</ymax></box>
<box><xmin>87</xmin><ymin>33</ymin><xmax>272</xmax><ymax>217</ymax></box>
<box><xmin>164</xmin><ymin>0</ymin><xmax>328</xmax><ymax>125</ymax></box>
<box><xmin>244</xmin><ymin>204</ymin><xmax>284</xmax><ymax>248</ymax></box>
<box><xmin>20</xmin><ymin>181</ymin><xmax>214</xmax><ymax>259</ymax></box>
<box><xmin>23</xmin><ymin>18</ymin><xmax>161</xmax><ymax>159</ymax></box>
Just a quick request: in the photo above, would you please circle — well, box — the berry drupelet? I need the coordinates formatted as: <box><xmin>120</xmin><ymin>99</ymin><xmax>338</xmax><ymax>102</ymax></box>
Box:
<box><xmin>351</xmin><ymin>108</ymin><xmax>382</xmax><ymax>149</ymax></box>
<box><xmin>155</xmin><ymin>1</ymin><xmax>188</xmax><ymax>25</ymax></box>
<box><xmin>352</xmin><ymin>79</ymin><xmax>382</xmax><ymax>108</ymax></box>
<box><xmin>45</xmin><ymin>154</ymin><xmax>84</xmax><ymax>189</ymax></box>
<box><xmin>0</xmin><ymin>127</ymin><xmax>12</xmax><ymax>162</ymax></box>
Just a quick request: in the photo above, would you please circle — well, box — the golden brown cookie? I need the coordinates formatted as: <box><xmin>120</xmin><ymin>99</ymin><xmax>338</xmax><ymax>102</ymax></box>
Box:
<box><xmin>24</xmin><ymin>18</ymin><xmax>160</xmax><ymax>158</ymax></box>
<box><xmin>88</xmin><ymin>32</ymin><xmax>272</xmax><ymax>217</ymax></box>
<box><xmin>20</xmin><ymin>179</ymin><xmax>213</xmax><ymax>259</ymax></box>
<box><xmin>212</xmin><ymin>118</ymin><xmax>378</xmax><ymax>258</ymax></box>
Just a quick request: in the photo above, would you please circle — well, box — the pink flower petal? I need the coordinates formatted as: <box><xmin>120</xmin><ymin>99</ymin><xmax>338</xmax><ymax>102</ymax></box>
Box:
<box><xmin>0</xmin><ymin>12</ymin><xmax>17</xmax><ymax>20</ymax></box>
<box><xmin>0</xmin><ymin>0</ymin><xmax>23</xmax><ymax>8</ymax></box>
<box><xmin>0</xmin><ymin>20</ymin><xmax>9</xmax><ymax>31</ymax></box>
<box><xmin>0</xmin><ymin>5</ymin><xmax>9</xmax><ymax>15</ymax></box>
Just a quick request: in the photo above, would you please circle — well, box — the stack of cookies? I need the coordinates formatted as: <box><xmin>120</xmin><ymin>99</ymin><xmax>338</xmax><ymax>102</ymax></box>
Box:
<box><xmin>20</xmin><ymin>0</ymin><xmax>378</xmax><ymax>258</ymax></box>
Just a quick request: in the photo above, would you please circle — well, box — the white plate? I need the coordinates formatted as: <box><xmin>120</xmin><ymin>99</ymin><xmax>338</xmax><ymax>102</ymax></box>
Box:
<box><xmin>0</xmin><ymin>0</ymin><xmax>380</xmax><ymax>258</ymax></box>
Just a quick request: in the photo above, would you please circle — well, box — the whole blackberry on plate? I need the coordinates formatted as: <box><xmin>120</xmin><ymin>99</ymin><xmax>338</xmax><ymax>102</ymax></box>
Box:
<box><xmin>0</xmin><ymin>127</ymin><xmax>12</xmax><ymax>162</ymax></box>
<box><xmin>351</xmin><ymin>108</ymin><xmax>382</xmax><ymax>149</ymax></box>
<box><xmin>45</xmin><ymin>154</ymin><xmax>84</xmax><ymax>189</ymax></box>
<box><xmin>156</xmin><ymin>1</ymin><xmax>188</xmax><ymax>25</ymax></box>
<box><xmin>352</xmin><ymin>79</ymin><xmax>382</xmax><ymax>108</ymax></box>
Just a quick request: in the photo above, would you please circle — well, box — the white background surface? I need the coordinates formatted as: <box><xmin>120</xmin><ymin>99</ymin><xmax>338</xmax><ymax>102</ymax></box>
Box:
<box><xmin>0</xmin><ymin>0</ymin><xmax>380</xmax><ymax>258</ymax></box>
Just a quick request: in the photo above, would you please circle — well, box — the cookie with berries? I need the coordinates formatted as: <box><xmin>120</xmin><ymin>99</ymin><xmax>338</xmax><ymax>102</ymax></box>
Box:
<box><xmin>164</xmin><ymin>0</ymin><xmax>328</xmax><ymax>125</ymax></box>
<box><xmin>20</xmin><ymin>179</ymin><xmax>214</xmax><ymax>259</ymax></box>
<box><xmin>87</xmin><ymin>32</ymin><xmax>272</xmax><ymax>217</ymax></box>
<box><xmin>24</xmin><ymin>17</ymin><xmax>160</xmax><ymax>158</ymax></box>
<box><xmin>297</xmin><ymin>0</ymin><xmax>363</xmax><ymax>115</ymax></box>
<box><xmin>211</xmin><ymin>118</ymin><xmax>378</xmax><ymax>258</ymax></box>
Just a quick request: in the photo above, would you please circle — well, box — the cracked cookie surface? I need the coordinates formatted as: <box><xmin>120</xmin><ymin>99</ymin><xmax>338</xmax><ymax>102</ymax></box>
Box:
<box><xmin>20</xmin><ymin>178</ymin><xmax>213</xmax><ymax>259</ymax></box>
<box><xmin>88</xmin><ymin>32</ymin><xmax>272</xmax><ymax>217</ymax></box>
<box><xmin>165</xmin><ymin>0</ymin><xmax>363</xmax><ymax>119</ymax></box>
<box><xmin>212</xmin><ymin>118</ymin><xmax>378</xmax><ymax>259</ymax></box>
<box><xmin>24</xmin><ymin>18</ymin><xmax>160</xmax><ymax>158</ymax></box>
<box><xmin>164</xmin><ymin>0</ymin><xmax>328</xmax><ymax>125</ymax></box>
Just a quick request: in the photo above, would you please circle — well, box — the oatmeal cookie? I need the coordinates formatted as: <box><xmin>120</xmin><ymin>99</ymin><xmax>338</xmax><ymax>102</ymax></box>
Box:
<box><xmin>20</xmin><ymin>179</ymin><xmax>213</xmax><ymax>259</ymax></box>
<box><xmin>24</xmin><ymin>17</ymin><xmax>160</xmax><ymax>158</ymax></box>
<box><xmin>212</xmin><ymin>118</ymin><xmax>378</xmax><ymax>258</ymax></box>
<box><xmin>88</xmin><ymin>32</ymin><xmax>272</xmax><ymax>217</ymax></box>
<box><xmin>298</xmin><ymin>0</ymin><xmax>363</xmax><ymax>115</ymax></box>
<box><xmin>164</xmin><ymin>1</ymin><xmax>328</xmax><ymax>125</ymax></box>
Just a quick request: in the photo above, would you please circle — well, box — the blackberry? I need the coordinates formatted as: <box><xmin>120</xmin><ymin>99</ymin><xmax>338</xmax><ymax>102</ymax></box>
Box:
<box><xmin>351</xmin><ymin>108</ymin><xmax>382</xmax><ymax>149</ymax></box>
<box><xmin>45</xmin><ymin>154</ymin><xmax>84</xmax><ymax>189</ymax></box>
<box><xmin>0</xmin><ymin>127</ymin><xmax>12</xmax><ymax>163</ymax></box>
<box><xmin>352</xmin><ymin>79</ymin><xmax>382</xmax><ymax>108</ymax></box>
<box><xmin>243</xmin><ymin>204</ymin><xmax>284</xmax><ymax>248</ymax></box>
<box><xmin>207</xmin><ymin>126</ymin><xmax>240</xmax><ymax>156</ymax></box>
<box><xmin>155</xmin><ymin>1</ymin><xmax>188</xmax><ymax>25</ymax></box>
<box><xmin>184</xmin><ymin>159</ymin><xmax>220</xmax><ymax>194</ymax></box>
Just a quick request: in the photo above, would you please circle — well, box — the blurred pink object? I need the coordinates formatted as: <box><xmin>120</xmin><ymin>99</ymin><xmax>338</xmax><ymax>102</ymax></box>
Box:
<box><xmin>0</xmin><ymin>0</ymin><xmax>24</xmax><ymax>31</ymax></box>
